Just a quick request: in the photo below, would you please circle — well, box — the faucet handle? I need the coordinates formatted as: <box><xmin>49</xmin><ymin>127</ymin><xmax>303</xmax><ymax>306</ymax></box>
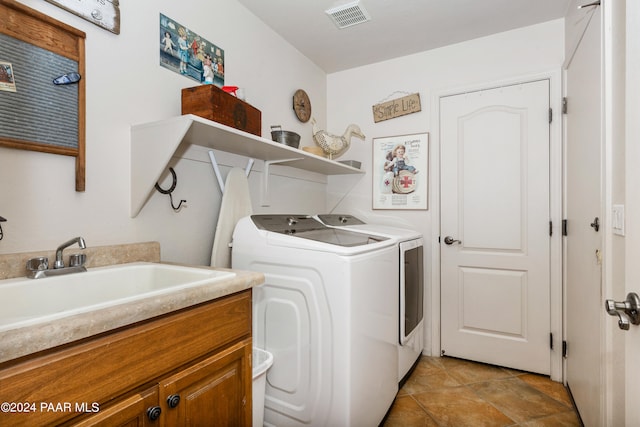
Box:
<box><xmin>26</xmin><ymin>257</ymin><xmax>49</xmax><ymax>272</ymax></box>
<box><xmin>69</xmin><ymin>253</ymin><xmax>86</xmax><ymax>267</ymax></box>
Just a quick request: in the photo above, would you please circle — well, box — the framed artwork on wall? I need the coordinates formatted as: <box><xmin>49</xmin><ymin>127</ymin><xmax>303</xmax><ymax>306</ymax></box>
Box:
<box><xmin>159</xmin><ymin>14</ymin><xmax>225</xmax><ymax>87</ymax></box>
<box><xmin>372</xmin><ymin>132</ymin><xmax>429</xmax><ymax>210</ymax></box>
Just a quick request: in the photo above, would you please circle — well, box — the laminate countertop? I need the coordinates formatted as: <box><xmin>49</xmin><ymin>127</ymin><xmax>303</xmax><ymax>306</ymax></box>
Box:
<box><xmin>0</xmin><ymin>264</ymin><xmax>264</xmax><ymax>365</ymax></box>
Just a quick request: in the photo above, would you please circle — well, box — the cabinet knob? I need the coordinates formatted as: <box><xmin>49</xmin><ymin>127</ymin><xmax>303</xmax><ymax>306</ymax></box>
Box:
<box><xmin>146</xmin><ymin>406</ymin><xmax>162</xmax><ymax>421</ymax></box>
<box><xmin>167</xmin><ymin>394</ymin><xmax>181</xmax><ymax>408</ymax></box>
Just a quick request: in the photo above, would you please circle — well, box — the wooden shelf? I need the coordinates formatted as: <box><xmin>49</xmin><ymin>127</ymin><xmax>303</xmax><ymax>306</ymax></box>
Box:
<box><xmin>130</xmin><ymin>114</ymin><xmax>364</xmax><ymax>217</ymax></box>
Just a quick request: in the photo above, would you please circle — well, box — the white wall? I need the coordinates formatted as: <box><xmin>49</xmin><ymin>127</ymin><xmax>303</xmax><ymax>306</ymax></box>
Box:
<box><xmin>327</xmin><ymin>19</ymin><xmax>565</xmax><ymax>353</ymax></box>
<box><xmin>0</xmin><ymin>2</ymin><xmax>566</xmax><ymax>355</ymax></box>
<box><xmin>0</xmin><ymin>0</ymin><xmax>328</xmax><ymax>264</ymax></box>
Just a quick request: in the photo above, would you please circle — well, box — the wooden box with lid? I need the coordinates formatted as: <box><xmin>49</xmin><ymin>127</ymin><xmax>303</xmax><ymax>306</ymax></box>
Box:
<box><xmin>181</xmin><ymin>85</ymin><xmax>261</xmax><ymax>137</ymax></box>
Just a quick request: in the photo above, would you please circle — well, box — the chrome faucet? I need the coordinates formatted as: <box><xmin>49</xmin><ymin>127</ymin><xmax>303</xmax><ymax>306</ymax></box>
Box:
<box><xmin>26</xmin><ymin>236</ymin><xmax>88</xmax><ymax>279</ymax></box>
<box><xmin>54</xmin><ymin>236</ymin><xmax>86</xmax><ymax>269</ymax></box>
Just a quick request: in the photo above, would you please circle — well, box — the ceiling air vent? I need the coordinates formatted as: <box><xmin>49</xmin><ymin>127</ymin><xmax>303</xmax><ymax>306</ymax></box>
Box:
<box><xmin>325</xmin><ymin>1</ymin><xmax>371</xmax><ymax>29</ymax></box>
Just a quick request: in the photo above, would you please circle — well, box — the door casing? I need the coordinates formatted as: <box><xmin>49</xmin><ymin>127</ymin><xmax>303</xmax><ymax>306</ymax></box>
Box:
<box><xmin>431</xmin><ymin>70</ymin><xmax>564</xmax><ymax>381</ymax></box>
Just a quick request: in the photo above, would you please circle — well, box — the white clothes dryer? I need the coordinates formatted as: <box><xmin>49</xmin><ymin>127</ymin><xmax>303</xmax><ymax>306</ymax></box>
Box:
<box><xmin>317</xmin><ymin>214</ymin><xmax>425</xmax><ymax>384</ymax></box>
<box><xmin>232</xmin><ymin>215</ymin><xmax>399</xmax><ymax>427</ymax></box>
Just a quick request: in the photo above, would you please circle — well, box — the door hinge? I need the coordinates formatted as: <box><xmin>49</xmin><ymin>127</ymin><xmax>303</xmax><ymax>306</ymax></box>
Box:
<box><xmin>562</xmin><ymin>219</ymin><xmax>568</xmax><ymax>236</ymax></box>
<box><xmin>549</xmin><ymin>107</ymin><xmax>553</xmax><ymax>123</ymax></box>
<box><xmin>549</xmin><ymin>221</ymin><xmax>553</xmax><ymax>236</ymax></box>
<box><xmin>550</xmin><ymin>332</ymin><xmax>553</xmax><ymax>350</ymax></box>
<box><xmin>562</xmin><ymin>97</ymin><xmax>568</xmax><ymax>114</ymax></box>
<box><xmin>562</xmin><ymin>340</ymin><xmax>568</xmax><ymax>358</ymax></box>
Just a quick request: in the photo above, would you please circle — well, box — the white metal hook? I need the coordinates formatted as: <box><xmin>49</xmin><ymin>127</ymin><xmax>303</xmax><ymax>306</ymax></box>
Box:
<box><xmin>208</xmin><ymin>151</ymin><xmax>254</xmax><ymax>193</ymax></box>
<box><xmin>261</xmin><ymin>158</ymin><xmax>303</xmax><ymax>206</ymax></box>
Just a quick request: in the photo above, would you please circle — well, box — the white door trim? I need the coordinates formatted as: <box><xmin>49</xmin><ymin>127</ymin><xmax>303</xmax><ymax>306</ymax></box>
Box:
<box><xmin>602</xmin><ymin>1</ymin><xmax>618</xmax><ymax>424</ymax></box>
<box><xmin>431</xmin><ymin>69</ymin><xmax>563</xmax><ymax>381</ymax></box>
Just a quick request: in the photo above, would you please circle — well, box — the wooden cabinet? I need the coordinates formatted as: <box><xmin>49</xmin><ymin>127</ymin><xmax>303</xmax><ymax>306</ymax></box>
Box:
<box><xmin>160</xmin><ymin>342</ymin><xmax>251</xmax><ymax>426</ymax></box>
<box><xmin>0</xmin><ymin>290</ymin><xmax>252</xmax><ymax>427</ymax></box>
<box><xmin>70</xmin><ymin>387</ymin><xmax>159</xmax><ymax>427</ymax></box>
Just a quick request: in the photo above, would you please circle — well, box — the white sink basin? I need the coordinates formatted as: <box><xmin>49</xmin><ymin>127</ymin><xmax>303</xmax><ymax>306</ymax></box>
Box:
<box><xmin>0</xmin><ymin>262</ymin><xmax>235</xmax><ymax>332</ymax></box>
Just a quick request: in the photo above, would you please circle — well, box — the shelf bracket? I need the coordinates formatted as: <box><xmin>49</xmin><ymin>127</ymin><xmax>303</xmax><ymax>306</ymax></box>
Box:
<box><xmin>208</xmin><ymin>151</ymin><xmax>254</xmax><ymax>193</ymax></box>
<box><xmin>262</xmin><ymin>158</ymin><xmax>303</xmax><ymax>206</ymax></box>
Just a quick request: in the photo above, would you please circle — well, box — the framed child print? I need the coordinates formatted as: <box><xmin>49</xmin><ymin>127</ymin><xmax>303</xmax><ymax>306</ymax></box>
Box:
<box><xmin>159</xmin><ymin>14</ymin><xmax>225</xmax><ymax>87</ymax></box>
<box><xmin>373</xmin><ymin>133</ymin><xmax>429</xmax><ymax>210</ymax></box>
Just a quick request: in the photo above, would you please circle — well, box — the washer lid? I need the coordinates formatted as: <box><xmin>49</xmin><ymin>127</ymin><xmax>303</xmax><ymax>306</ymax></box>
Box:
<box><xmin>250</xmin><ymin>214</ymin><xmax>388</xmax><ymax>247</ymax></box>
<box><xmin>289</xmin><ymin>228</ymin><xmax>388</xmax><ymax>247</ymax></box>
<box><xmin>317</xmin><ymin>213</ymin><xmax>423</xmax><ymax>241</ymax></box>
<box><xmin>251</xmin><ymin>214</ymin><xmax>324</xmax><ymax>233</ymax></box>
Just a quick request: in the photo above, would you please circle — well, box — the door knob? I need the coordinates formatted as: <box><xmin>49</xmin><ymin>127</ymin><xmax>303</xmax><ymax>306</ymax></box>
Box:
<box><xmin>605</xmin><ymin>292</ymin><xmax>640</xmax><ymax>330</ymax></box>
<box><xmin>444</xmin><ymin>236</ymin><xmax>462</xmax><ymax>245</ymax></box>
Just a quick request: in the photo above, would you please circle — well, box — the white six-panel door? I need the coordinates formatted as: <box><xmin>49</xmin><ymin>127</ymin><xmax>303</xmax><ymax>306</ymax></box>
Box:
<box><xmin>440</xmin><ymin>80</ymin><xmax>551</xmax><ymax>374</ymax></box>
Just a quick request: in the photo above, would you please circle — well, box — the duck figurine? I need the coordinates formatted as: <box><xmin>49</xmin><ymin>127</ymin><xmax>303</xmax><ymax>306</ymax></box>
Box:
<box><xmin>311</xmin><ymin>118</ymin><xmax>365</xmax><ymax>160</ymax></box>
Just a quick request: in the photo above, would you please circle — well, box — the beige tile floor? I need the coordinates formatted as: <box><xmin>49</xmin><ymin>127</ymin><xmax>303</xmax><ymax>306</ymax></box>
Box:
<box><xmin>383</xmin><ymin>356</ymin><xmax>583</xmax><ymax>427</ymax></box>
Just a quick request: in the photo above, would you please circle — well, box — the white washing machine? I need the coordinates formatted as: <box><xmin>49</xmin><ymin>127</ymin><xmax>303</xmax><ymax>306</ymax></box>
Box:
<box><xmin>317</xmin><ymin>214</ymin><xmax>425</xmax><ymax>383</ymax></box>
<box><xmin>232</xmin><ymin>215</ymin><xmax>399</xmax><ymax>427</ymax></box>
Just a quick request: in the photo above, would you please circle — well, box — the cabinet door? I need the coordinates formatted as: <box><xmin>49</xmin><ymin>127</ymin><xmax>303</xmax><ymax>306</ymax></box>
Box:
<box><xmin>159</xmin><ymin>339</ymin><xmax>252</xmax><ymax>427</ymax></box>
<box><xmin>69</xmin><ymin>387</ymin><xmax>159</xmax><ymax>427</ymax></box>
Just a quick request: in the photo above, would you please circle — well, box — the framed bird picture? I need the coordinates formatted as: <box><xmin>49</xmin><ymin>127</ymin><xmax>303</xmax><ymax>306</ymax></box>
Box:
<box><xmin>372</xmin><ymin>132</ymin><xmax>429</xmax><ymax>210</ymax></box>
